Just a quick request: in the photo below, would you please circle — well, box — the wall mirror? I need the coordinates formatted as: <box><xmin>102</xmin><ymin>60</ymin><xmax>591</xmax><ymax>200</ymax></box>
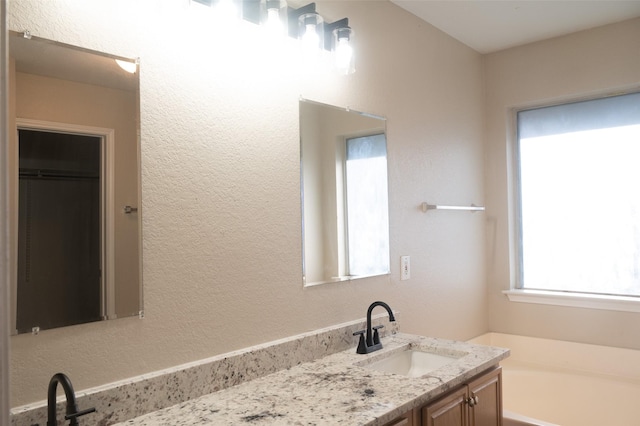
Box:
<box><xmin>300</xmin><ymin>99</ymin><xmax>390</xmax><ymax>286</ymax></box>
<box><xmin>8</xmin><ymin>31</ymin><xmax>142</xmax><ymax>334</ymax></box>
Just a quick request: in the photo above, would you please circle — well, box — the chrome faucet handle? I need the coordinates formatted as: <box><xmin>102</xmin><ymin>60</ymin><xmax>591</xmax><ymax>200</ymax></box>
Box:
<box><xmin>372</xmin><ymin>325</ymin><xmax>384</xmax><ymax>345</ymax></box>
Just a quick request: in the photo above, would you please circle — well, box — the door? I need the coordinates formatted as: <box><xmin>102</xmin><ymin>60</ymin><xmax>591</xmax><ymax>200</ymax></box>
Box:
<box><xmin>16</xmin><ymin>128</ymin><xmax>103</xmax><ymax>332</ymax></box>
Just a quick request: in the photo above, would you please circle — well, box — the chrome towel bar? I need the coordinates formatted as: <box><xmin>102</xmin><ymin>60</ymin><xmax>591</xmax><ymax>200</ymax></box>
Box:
<box><xmin>421</xmin><ymin>202</ymin><xmax>485</xmax><ymax>213</ymax></box>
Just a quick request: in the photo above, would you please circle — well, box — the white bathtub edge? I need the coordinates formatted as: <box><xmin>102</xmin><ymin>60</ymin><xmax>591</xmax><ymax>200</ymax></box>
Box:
<box><xmin>469</xmin><ymin>332</ymin><xmax>640</xmax><ymax>381</ymax></box>
<box><xmin>471</xmin><ymin>332</ymin><xmax>640</xmax><ymax>425</ymax></box>
<box><xmin>504</xmin><ymin>410</ymin><xmax>560</xmax><ymax>426</ymax></box>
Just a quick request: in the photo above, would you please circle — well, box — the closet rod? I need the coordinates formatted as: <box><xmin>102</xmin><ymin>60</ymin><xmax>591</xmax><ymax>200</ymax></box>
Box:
<box><xmin>19</xmin><ymin>169</ymin><xmax>98</xmax><ymax>180</ymax></box>
<box><xmin>421</xmin><ymin>202</ymin><xmax>485</xmax><ymax>213</ymax></box>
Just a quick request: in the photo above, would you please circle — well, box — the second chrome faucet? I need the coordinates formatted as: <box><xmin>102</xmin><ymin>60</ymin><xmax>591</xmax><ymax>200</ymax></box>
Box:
<box><xmin>354</xmin><ymin>301</ymin><xmax>396</xmax><ymax>354</ymax></box>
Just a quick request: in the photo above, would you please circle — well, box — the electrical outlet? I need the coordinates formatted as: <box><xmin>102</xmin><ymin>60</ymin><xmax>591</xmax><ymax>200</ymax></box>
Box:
<box><xmin>401</xmin><ymin>256</ymin><xmax>410</xmax><ymax>280</ymax></box>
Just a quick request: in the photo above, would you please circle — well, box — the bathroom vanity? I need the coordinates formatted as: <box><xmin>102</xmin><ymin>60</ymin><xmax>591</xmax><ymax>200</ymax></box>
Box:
<box><xmin>12</xmin><ymin>317</ymin><xmax>508</xmax><ymax>426</ymax></box>
<box><xmin>109</xmin><ymin>333</ymin><xmax>508</xmax><ymax>426</ymax></box>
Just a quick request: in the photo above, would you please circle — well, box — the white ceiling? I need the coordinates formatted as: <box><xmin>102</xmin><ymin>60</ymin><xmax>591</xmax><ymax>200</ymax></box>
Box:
<box><xmin>390</xmin><ymin>0</ymin><xmax>640</xmax><ymax>54</ymax></box>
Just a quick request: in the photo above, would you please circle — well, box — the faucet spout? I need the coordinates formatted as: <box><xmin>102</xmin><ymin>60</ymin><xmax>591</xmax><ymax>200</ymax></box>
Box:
<box><xmin>355</xmin><ymin>301</ymin><xmax>396</xmax><ymax>354</ymax></box>
<box><xmin>47</xmin><ymin>373</ymin><xmax>95</xmax><ymax>426</ymax></box>
<box><xmin>366</xmin><ymin>301</ymin><xmax>395</xmax><ymax>347</ymax></box>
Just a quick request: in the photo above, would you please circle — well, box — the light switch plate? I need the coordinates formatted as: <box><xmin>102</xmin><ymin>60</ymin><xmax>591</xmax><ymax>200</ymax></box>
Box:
<box><xmin>401</xmin><ymin>255</ymin><xmax>410</xmax><ymax>280</ymax></box>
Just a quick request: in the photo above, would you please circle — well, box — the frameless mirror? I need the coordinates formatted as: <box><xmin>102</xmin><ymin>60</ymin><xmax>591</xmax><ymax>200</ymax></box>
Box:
<box><xmin>8</xmin><ymin>31</ymin><xmax>142</xmax><ymax>334</ymax></box>
<box><xmin>300</xmin><ymin>99</ymin><xmax>390</xmax><ymax>286</ymax></box>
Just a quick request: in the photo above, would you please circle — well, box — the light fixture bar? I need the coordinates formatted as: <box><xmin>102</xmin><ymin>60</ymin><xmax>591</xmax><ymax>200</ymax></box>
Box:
<box><xmin>191</xmin><ymin>0</ymin><xmax>356</xmax><ymax>73</ymax></box>
<box><xmin>194</xmin><ymin>0</ymin><xmax>348</xmax><ymax>47</ymax></box>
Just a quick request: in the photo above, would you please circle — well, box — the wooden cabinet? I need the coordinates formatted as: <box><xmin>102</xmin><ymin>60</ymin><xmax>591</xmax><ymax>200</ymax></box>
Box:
<box><xmin>382</xmin><ymin>367</ymin><xmax>502</xmax><ymax>426</ymax></box>
<box><xmin>421</xmin><ymin>367</ymin><xmax>502</xmax><ymax>426</ymax></box>
<box><xmin>383</xmin><ymin>410</ymin><xmax>415</xmax><ymax>426</ymax></box>
<box><xmin>421</xmin><ymin>386</ymin><xmax>468</xmax><ymax>426</ymax></box>
<box><xmin>467</xmin><ymin>367</ymin><xmax>502</xmax><ymax>426</ymax></box>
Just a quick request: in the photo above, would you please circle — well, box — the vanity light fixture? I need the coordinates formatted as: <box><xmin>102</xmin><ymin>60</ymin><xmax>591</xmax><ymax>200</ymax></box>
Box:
<box><xmin>192</xmin><ymin>0</ymin><xmax>356</xmax><ymax>74</ymax></box>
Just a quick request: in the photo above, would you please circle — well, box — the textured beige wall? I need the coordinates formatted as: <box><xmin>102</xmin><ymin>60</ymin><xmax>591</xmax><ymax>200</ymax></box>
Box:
<box><xmin>8</xmin><ymin>0</ymin><xmax>486</xmax><ymax>407</ymax></box>
<box><xmin>485</xmin><ymin>18</ymin><xmax>640</xmax><ymax>349</ymax></box>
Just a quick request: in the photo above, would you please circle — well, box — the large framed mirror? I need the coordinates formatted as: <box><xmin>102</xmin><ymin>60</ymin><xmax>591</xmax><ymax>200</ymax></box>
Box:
<box><xmin>8</xmin><ymin>31</ymin><xmax>142</xmax><ymax>334</ymax></box>
<box><xmin>300</xmin><ymin>99</ymin><xmax>390</xmax><ymax>286</ymax></box>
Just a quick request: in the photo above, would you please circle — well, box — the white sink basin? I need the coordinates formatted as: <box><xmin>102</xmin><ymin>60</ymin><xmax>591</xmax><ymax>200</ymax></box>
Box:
<box><xmin>365</xmin><ymin>349</ymin><xmax>461</xmax><ymax>378</ymax></box>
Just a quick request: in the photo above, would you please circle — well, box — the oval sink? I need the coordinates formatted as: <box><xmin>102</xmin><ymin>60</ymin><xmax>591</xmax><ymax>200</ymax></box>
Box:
<box><xmin>365</xmin><ymin>349</ymin><xmax>461</xmax><ymax>377</ymax></box>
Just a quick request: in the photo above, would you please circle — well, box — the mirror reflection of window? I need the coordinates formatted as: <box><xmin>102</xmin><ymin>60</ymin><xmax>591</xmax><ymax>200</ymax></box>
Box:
<box><xmin>299</xmin><ymin>99</ymin><xmax>390</xmax><ymax>286</ymax></box>
<box><xmin>345</xmin><ymin>133</ymin><xmax>389</xmax><ymax>277</ymax></box>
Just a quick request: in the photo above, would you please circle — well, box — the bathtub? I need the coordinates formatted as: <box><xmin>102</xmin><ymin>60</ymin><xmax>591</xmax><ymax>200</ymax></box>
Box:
<box><xmin>469</xmin><ymin>333</ymin><xmax>640</xmax><ymax>426</ymax></box>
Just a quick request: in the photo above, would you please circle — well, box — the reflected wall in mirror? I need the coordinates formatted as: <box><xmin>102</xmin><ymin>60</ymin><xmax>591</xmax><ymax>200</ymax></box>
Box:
<box><xmin>300</xmin><ymin>99</ymin><xmax>390</xmax><ymax>286</ymax></box>
<box><xmin>8</xmin><ymin>31</ymin><xmax>142</xmax><ymax>334</ymax></box>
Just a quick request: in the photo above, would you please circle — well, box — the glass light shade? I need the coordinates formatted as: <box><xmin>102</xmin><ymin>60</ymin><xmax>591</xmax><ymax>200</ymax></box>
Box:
<box><xmin>332</xmin><ymin>27</ymin><xmax>355</xmax><ymax>75</ymax></box>
<box><xmin>298</xmin><ymin>13</ymin><xmax>324</xmax><ymax>51</ymax></box>
<box><xmin>260</xmin><ymin>0</ymin><xmax>288</xmax><ymax>36</ymax></box>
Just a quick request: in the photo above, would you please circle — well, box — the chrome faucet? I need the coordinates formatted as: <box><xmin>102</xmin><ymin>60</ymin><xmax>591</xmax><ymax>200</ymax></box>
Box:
<box><xmin>47</xmin><ymin>373</ymin><xmax>95</xmax><ymax>426</ymax></box>
<box><xmin>354</xmin><ymin>301</ymin><xmax>396</xmax><ymax>354</ymax></box>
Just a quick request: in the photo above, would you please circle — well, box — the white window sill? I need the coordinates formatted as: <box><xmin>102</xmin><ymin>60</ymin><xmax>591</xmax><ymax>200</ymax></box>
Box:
<box><xmin>503</xmin><ymin>289</ymin><xmax>640</xmax><ymax>313</ymax></box>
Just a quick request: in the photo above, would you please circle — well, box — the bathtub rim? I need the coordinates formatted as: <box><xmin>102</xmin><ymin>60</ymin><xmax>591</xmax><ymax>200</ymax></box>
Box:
<box><xmin>469</xmin><ymin>332</ymin><xmax>640</xmax><ymax>382</ymax></box>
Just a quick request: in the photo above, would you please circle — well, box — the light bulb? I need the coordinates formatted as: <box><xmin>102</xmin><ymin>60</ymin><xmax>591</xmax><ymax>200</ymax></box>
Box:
<box><xmin>332</xmin><ymin>27</ymin><xmax>355</xmax><ymax>75</ymax></box>
<box><xmin>266</xmin><ymin>8</ymin><xmax>284</xmax><ymax>34</ymax></box>
<box><xmin>298</xmin><ymin>13</ymin><xmax>324</xmax><ymax>68</ymax></box>
<box><xmin>301</xmin><ymin>24</ymin><xmax>320</xmax><ymax>49</ymax></box>
<box><xmin>335</xmin><ymin>38</ymin><xmax>353</xmax><ymax>70</ymax></box>
<box><xmin>261</xmin><ymin>0</ymin><xmax>287</xmax><ymax>36</ymax></box>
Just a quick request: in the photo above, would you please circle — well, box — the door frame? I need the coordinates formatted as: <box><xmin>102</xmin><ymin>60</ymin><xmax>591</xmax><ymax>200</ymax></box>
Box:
<box><xmin>12</xmin><ymin>118</ymin><xmax>116</xmax><ymax>333</ymax></box>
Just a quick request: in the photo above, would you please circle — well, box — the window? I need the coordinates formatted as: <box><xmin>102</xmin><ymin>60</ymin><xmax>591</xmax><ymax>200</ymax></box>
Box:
<box><xmin>344</xmin><ymin>133</ymin><xmax>390</xmax><ymax>277</ymax></box>
<box><xmin>516</xmin><ymin>92</ymin><xmax>640</xmax><ymax>299</ymax></box>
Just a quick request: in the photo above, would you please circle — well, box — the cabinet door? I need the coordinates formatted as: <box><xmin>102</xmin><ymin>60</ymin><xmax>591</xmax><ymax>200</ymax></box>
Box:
<box><xmin>468</xmin><ymin>367</ymin><xmax>502</xmax><ymax>426</ymax></box>
<box><xmin>383</xmin><ymin>412</ymin><xmax>413</xmax><ymax>426</ymax></box>
<box><xmin>422</xmin><ymin>387</ymin><xmax>468</xmax><ymax>426</ymax></box>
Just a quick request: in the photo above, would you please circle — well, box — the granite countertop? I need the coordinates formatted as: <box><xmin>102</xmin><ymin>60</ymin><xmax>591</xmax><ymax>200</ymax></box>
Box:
<box><xmin>113</xmin><ymin>333</ymin><xmax>509</xmax><ymax>425</ymax></box>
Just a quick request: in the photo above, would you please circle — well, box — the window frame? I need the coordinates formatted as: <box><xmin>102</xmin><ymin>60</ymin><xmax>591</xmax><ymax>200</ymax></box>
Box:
<box><xmin>503</xmin><ymin>90</ymin><xmax>640</xmax><ymax>313</ymax></box>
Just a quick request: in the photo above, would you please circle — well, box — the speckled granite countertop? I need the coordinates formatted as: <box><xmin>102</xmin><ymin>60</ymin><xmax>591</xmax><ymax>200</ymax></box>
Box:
<box><xmin>113</xmin><ymin>333</ymin><xmax>509</xmax><ymax>425</ymax></box>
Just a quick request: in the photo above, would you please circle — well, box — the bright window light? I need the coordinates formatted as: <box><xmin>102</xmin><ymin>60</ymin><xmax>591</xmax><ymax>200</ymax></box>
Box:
<box><xmin>345</xmin><ymin>133</ymin><xmax>389</xmax><ymax>277</ymax></box>
<box><xmin>517</xmin><ymin>92</ymin><xmax>640</xmax><ymax>297</ymax></box>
